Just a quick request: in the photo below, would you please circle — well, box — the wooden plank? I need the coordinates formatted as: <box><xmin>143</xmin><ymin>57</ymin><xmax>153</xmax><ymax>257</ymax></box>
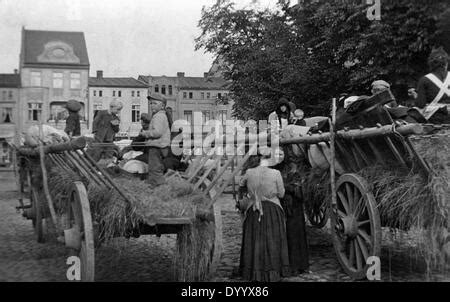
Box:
<box><xmin>203</xmin><ymin>154</ymin><xmax>239</xmax><ymax>197</ymax></box>
<box><xmin>366</xmin><ymin>139</ymin><xmax>385</xmax><ymax>165</ymax></box>
<box><xmin>193</xmin><ymin>156</ymin><xmax>222</xmax><ymax>191</ymax></box>
<box><xmin>352</xmin><ymin>140</ymin><xmax>373</xmax><ymax>166</ymax></box>
<box><xmin>209</xmin><ymin>144</ymin><xmax>258</xmax><ymax>204</ymax></box>
<box><xmin>384</xmin><ymin>136</ymin><xmax>408</xmax><ymax>168</ymax></box>
<box><xmin>187</xmin><ymin>148</ymin><xmax>217</xmax><ymax>183</ymax></box>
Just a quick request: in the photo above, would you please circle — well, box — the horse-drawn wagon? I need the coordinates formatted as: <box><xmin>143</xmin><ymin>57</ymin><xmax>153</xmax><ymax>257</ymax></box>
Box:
<box><xmin>12</xmin><ymin>134</ymin><xmax>252</xmax><ymax>281</ymax></box>
<box><xmin>278</xmin><ymin>90</ymin><xmax>449</xmax><ymax>279</ymax></box>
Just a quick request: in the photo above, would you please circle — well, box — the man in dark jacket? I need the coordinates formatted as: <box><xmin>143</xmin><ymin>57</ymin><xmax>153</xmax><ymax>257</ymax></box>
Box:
<box><xmin>87</xmin><ymin>100</ymin><xmax>123</xmax><ymax>161</ymax></box>
<box><xmin>64</xmin><ymin>100</ymin><xmax>82</xmax><ymax>137</ymax></box>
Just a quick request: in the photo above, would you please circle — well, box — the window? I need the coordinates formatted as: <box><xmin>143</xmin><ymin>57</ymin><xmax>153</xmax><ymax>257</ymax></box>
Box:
<box><xmin>53</xmin><ymin>72</ymin><xmax>63</xmax><ymax>88</ymax></box>
<box><xmin>31</xmin><ymin>71</ymin><xmax>41</xmax><ymax>86</ymax></box>
<box><xmin>137</xmin><ymin>91</ymin><xmax>140</xmax><ymax>97</ymax></box>
<box><xmin>118</xmin><ymin>91</ymin><xmax>122</xmax><ymax>97</ymax></box>
<box><xmin>201</xmin><ymin>92</ymin><xmax>205</xmax><ymax>99</ymax></box>
<box><xmin>202</xmin><ymin>111</ymin><xmax>211</xmax><ymax>123</ymax></box>
<box><xmin>218</xmin><ymin>110</ymin><xmax>227</xmax><ymax>124</ymax></box>
<box><xmin>28</xmin><ymin>103</ymin><xmax>42</xmax><ymax>121</ymax></box>
<box><xmin>206</xmin><ymin>92</ymin><xmax>211</xmax><ymax>99</ymax></box>
<box><xmin>189</xmin><ymin>92</ymin><xmax>193</xmax><ymax>99</ymax></box>
<box><xmin>8</xmin><ymin>91</ymin><xmax>13</xmax><ymax>100</ymax></box>
<box><xmin>218</xmin><ymin>93</ymin><xmax>222</xmax><ymax>98</ymax></box>
<box><xmin>131</xmin><ymin>105</ymin><xmax>140</xmax><ymax>123</ymax></box>
<box><xmin>183</xmin><ymin>92</ymin><xmax>187</xmax><ymax>99</ymax></box>
<box><xmin>155</xmin><ymin>85</ymin><xmax>159</xmax><ymax>93</ymax></box>
<box><xmin>168</xmin><ymin>85</ymin><xmax>173</xmax><ymax>95</ymax></box>
<box><xmin>93</xmin><ymin>103</ymin><xmax>103</xmax><ymax>118</ymax></box>
<box><xmin>70</xmin><ymin>73</ymin><xmax>81</xmax><ymax>89</ymax></box>
<box><xmin>93</xmin><ymin>90</ymin><xmax>96</xmax><ymax>97</ymax></box>
<box><xmin>131</xmin><ymin>91</ymin><xmax>135</xmax><ymax>97</ymax></box>
<box><xmin>184</xmin><ymin>110</ymin><xmax>193</xmax><ymax>125</ymax></box>
<box><xmin>0</xmin><ymin>107</ymin><xmax>13</xmax><ymax>123</ymax></box>
<box><xmin>49</xmin><ymin>102</ymin><xmax>69</xmax><ymax>121</ymax></box>
<box><xmin>113</xmin><ymin>91</ymin><xmax>116</xmax><ymax>97</ymax></box>
<box><xmin>99</xmin><ymin>90</ymin><xmax>103</xmax><ymax>97</ymax></box>
<box><xmin>1</xmin><ymin>91</ymin><xmax>6</xmax><ymax>101</ymax></box>
<box><xmin>161</xmin><ymin>85</ymin><xmax>166</xmax><ymax>95</ymax></box>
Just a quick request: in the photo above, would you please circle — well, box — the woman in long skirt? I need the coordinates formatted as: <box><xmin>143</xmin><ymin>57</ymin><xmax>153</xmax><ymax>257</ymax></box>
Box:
<box><xmin>237</xmin><ymin>149</ymin><xmax>290</xmax><ymax>282</ymax></box>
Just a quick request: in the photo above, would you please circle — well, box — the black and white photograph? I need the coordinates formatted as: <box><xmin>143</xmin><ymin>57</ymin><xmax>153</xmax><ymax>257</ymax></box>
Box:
<box><xmin>0</xmin><ymin>0</ymin><xmax>449</xmax><ymax>286</ymax></box>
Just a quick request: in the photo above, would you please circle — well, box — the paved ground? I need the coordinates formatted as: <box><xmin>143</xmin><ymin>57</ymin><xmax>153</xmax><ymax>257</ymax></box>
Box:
<box><xmin>0</xmin><ymin>174</ymin><xmax>448</xmax><ymax>282</ymax></box>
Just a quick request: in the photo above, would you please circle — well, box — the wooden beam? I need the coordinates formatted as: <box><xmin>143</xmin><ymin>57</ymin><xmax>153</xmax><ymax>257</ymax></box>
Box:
<box><xmin>280</xmin><ymin>124</ymin><xmax>424</xmax><ymax>145</ymax></box>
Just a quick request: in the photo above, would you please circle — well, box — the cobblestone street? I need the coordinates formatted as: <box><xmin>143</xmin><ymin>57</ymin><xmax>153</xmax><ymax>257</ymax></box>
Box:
<box><xmin>0</xmin><ymin>177</ymin><xmax>448</xmax><ymax>282</ymax></box>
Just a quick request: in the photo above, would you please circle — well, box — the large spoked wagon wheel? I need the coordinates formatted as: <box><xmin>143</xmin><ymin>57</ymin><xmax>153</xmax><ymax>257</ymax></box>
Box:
<box><xmin>331</xmin><ymin>173</ymin><xmax>381</xmax><ymax>280</ymax></box>
<box><xmin>64</xmin><ymin>181</ymin><xmax>95</xmax><ymax>282</ymax></box>
<box><xmin>306</xmin><ymin>199</ymin><xmax>329</xmax><ymax>229</ymax></box>
<box><xmin>30</xmin><ymin>185</ymin><xmax>44</xmax><ymax>243</ymax></box>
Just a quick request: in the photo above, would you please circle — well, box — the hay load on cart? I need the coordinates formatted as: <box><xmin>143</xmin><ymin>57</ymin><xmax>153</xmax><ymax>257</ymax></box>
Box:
<box><xmin>14</xmin><ymin>126</ymin><xmax>252</xmax><ymax>281</ymax></box>
<box><xmin>279</xmin><ymin>90</ymin><xmax>449</xmax><ymax>279</ymax></box>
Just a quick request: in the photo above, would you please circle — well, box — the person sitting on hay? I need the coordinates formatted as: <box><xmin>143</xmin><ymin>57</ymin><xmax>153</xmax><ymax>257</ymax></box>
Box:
<box><xmin>119</xmin><ymin>113</ymin><xmax>151</xmax><ymax>163</ymax></box>
<box><xmin>141</xmin><ymin>93</ymin><xmax>171</xmax><ymax>187</ymax></box>
<box><xmin>87</xmin><ymin>100</ymin><xmax>123</xmax><ymax>162</ymax></box>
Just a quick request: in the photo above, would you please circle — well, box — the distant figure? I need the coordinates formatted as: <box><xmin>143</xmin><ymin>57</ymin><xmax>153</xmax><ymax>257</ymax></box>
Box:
<box><xmin>410</xmin><ymin>47</ymin><xmax>450</xmax><ymax>124</ymax></box>
<box><xmin>87</xmin><ymin>100</ymin><xmax>123</xmax><ymax>161</ymax></box>
<box><xmin>268</xmin><ymin>97</ymin><xmax>293</xmax><ymax>130</ymax></box>
<box><xmin>64</xmin><ymin>100</ymin><xmax>82</xmax><ymax>137</ymax></box>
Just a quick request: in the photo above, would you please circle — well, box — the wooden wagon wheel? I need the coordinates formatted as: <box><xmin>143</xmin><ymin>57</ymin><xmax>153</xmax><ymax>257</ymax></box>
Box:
<box><xmin>64</xmin><ymin>181</ymin><xmax>95</xmax><ymax>282</ymax></box>
<box><xmin>30</xmin><ymin>184</ymin><xmax>44</xmax><ymax>243</ymax></box>
<box><xmin>306</xmin><ymin>199</ymin><xmax>329</xmax><ymax>229</ymax></box>
<box><xmin>331</xmin><ymin>173</ymin><xmax>381</xmax><ymax>280</ymax></box>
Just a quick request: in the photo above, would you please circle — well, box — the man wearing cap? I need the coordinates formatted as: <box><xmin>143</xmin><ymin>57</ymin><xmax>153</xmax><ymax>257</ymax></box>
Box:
<box><xmin>371</xmin><ymin>80</ymin><xmax>398</xmax><ymax>108</ymax></box>
<box><xmin>141</xmin><ymin>93</ymin><xmax>171</xmax><ymax>187</ymax></box>
<box><xmin>87</xmin><ymin>100</ymin><xmax>123</xmax><ymax>161</ymax></box>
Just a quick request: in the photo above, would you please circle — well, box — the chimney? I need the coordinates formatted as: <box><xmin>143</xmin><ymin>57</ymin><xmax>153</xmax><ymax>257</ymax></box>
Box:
<box><xmin>177</xmin><ymin>72</ymin><xmax>185</xmax><ymax>77</ymax></box>
<box><xmin>97</xmin><ymin>70</ymin><xmax>103</xmax><ymax>79</ymax></box>
<box><xmin>14</xmin><ymin>69</ymin><xmax>18</xmax><ymax>74</ymax></box>
<box><xmin>204</xmin><ymin>72</ymin><xmax>209</xmax><ymax>78</ymax></box>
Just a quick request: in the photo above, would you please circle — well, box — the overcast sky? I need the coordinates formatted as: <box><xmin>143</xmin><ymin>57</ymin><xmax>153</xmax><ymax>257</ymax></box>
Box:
<box><xmin>0</xmin><ymin>0</ymin><xmax>279</xmax><ymax>78</ymax></box>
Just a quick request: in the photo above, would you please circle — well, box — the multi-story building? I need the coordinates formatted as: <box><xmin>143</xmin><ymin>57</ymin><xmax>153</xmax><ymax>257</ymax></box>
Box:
<box><xmin>18</xmin><ymin>28</ymin><xmax>90</xmax><ymax>135</ymax></box>
<box><xmin>89</xmin><ymin>71</ymin><xmax>149</xmax><ymax>137</ymax></box>
<box><xmin>0</xmin><ymin>72</ymin><xmax>20</xmax><ymax>169</ymax></box>
<box><xmin>138</xmin><ymin>72</ymin><xmax>233</xmax><ymax>125</ymax></box>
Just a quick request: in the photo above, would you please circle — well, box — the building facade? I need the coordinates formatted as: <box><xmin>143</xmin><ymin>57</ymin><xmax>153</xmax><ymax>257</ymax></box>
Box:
<box><xmin>18</xmin><ymin>28</ymin><xmax>90</xmax><ymax>135</ymax></box>
<box><xmin>138</xmin><ymin>72</ymin><xmax>233</xmax><ymax>126</ymax></box>
<box><xmin>89</xmin><ymin>71</ymin><xmax>149</xmax><ymax>137</ymax></box>
<box><xmin>0</xmin><ymin>72</ymin><xmax>20</xmax><ymax>169</ymax></box>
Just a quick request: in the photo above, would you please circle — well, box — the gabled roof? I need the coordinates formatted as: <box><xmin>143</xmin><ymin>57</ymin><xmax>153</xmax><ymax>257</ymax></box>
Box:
<box><xmin>21</xmin><ymin>29</ymin><xmax>89</xmax><ymax>67</ymax></box>
<box><xmin>0</xmin><ymin>74</ymin><xmax>20</xmax><ymax>88</ymax></box>
<box><xmin>89</xmin><ymin>77</ymin><xmax>148</xmax><ymax>88</ymax></box>
<box><xmin>177</xmin><ymin>76</ymin><xmax>229</xmax><ymax>90</ymax></box>
<box><xmin>139</xmin><ymin>74</ymin><xmax>230</xmax><ymax>90</ymax></box>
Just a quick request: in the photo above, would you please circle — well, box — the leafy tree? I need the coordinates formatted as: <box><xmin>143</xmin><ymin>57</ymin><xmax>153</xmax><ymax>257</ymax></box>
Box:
<box><xmin>196</xmin><ymin>0</ymin><xmax>450</xmax><ymax>119</ymax></box>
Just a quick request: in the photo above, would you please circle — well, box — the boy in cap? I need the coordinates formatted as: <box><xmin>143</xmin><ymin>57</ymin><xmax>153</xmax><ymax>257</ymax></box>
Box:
<box><xmin>141</xmin><ymin>93</ymin><xmax>171</xmax><ymax>187</ymax></box>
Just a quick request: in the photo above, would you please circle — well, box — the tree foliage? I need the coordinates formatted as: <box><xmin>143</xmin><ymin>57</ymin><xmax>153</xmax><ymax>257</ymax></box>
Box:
<box><xmin>195</xmin><ymin>0</ymin><xmax>450</xmax><ymax>119</ymax></box>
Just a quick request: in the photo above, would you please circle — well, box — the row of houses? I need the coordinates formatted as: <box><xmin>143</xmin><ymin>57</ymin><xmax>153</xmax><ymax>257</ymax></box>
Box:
<box><xmin>0</xmin><ymin>27</ymin><xmax>232</xmax><ymax>169</ymax></box>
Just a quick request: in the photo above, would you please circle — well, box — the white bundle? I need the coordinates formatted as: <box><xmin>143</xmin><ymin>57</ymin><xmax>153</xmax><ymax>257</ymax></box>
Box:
<box><xmin>24</xmin><ymin>125</ymin><xmax>69</xmax><ymax>147</ymax></box>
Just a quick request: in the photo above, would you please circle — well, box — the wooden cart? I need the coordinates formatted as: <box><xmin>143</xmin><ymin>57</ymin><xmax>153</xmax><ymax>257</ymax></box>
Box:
<box><xmin>279</xmin><ymin>90</ymin><xmax>448</xmax><ymax>279</ymax></box>
<box><xmin>13</xmin><ymin>137</ymin><xmax>256</xmax><ymax>282</ymax></box>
